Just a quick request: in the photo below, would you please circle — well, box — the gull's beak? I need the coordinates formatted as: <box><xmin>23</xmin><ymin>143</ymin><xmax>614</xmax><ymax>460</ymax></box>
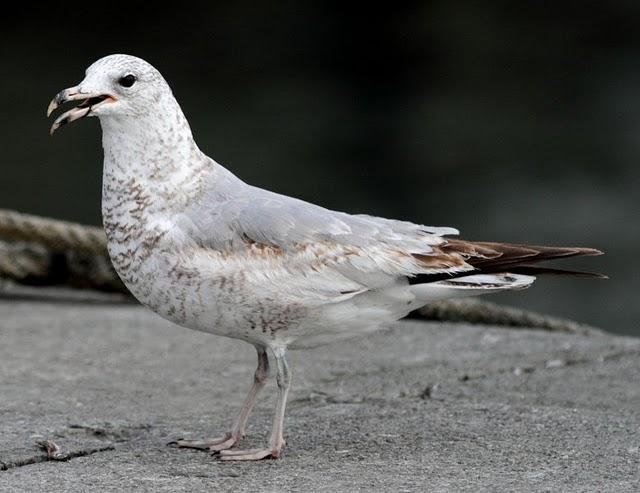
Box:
<box><xmin>47</xmin><ymin>86</ymin><xmax>116</xmax><ymax>135</ymax></box>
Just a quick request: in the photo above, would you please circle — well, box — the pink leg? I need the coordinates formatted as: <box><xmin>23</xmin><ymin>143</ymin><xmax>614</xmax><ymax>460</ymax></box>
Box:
<box><xmin>171</xmin><ymin>346</ymin><xmax>269</xmax><ymax>451</ymax></box>
<box><xmin>219</xmin><ymin>347</ymin><xmax>290</xmax><ymax>461</ymax></box>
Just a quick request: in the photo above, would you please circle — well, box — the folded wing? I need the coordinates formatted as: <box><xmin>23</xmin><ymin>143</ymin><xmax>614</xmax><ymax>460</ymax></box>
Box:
<box><xmin>182</xmin><ymin>167</ymin><xmax>603</xmax><ymax>306</ymax></box>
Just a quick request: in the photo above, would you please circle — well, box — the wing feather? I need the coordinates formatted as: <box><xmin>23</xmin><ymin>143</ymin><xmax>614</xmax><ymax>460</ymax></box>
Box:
<box><xmin>180</xmin><ymin>168</ymin><xmax>471</xmax><ymax>302</ymax></box>
<box><xmin>180</xmin><ymin>164</ymin><xmax>602</xmax><ymax>305</ymax></box>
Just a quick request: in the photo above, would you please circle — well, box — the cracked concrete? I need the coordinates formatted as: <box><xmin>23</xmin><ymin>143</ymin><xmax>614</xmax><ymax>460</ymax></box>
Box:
<box><xmin>0</xmin><ymin>299</ymin><xmax>638</xmax><ymax>492</ymax></box>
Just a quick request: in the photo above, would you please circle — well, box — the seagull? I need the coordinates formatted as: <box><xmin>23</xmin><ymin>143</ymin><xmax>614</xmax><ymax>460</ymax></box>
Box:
<box><xmin>48</xmin><ymin>54</ymin><xmax>603</xmax><ymax>461</ymax></box>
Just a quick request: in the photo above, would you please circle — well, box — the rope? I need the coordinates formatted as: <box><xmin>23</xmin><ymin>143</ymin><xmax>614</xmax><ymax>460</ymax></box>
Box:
<box><xmin>0</xmin><ymin>209</ymin><xmax>107</xmax><ymax>254</ymax></box>
<box><xmin>0</xmin><ymin>208</ymin><xmax>598</xmax><ymax>334</ymax></box>
<box><xmin>0</xmin><ymin>240</ymin><xmax>126</xmax><ymax>293</ymax></box>
<box><xmin>412</xmin><ymin>298</ymin><xmax>599</xmax><ymax>335</ymax></box>
<box><xmin>0</xmin><ymin>242</ymin><xmax>50</xmax><ymax>280</ymax></box>
<box><xmin>0</xmin><ymin>209</ymin><xmax>123</xmax><ymax>292</ymax></box>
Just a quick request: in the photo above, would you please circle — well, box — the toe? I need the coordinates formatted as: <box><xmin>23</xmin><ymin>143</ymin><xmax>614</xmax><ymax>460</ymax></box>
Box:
<box><xmin>172</xmin><ymin>434</ymin><xmax>233</xmax><ymax>450</ymax></box>
<box><xmin>209</xmin><ymin>435</ymin><xmax>240</xmax><ymax>452</ymax></box>
<box><xmin>218</xmin><ymin>448</ymin><xmax>279</xmax><ymax>461</ymax></box>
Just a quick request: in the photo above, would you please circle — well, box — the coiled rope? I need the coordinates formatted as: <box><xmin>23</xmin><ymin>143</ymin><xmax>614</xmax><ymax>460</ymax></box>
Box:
<box><xmin>413</xmin><ymin>298</ymin><xmax>598</xmax><ymax>335</ymax></box>
<box><xmin>0</xmin><ymin>209</ymin><xmax>107</xmax><ymax>254</ymax></box>
<box><xmin>0</xmin><ymin>209</ymin><xmax>124</xmax><ymax>293</ymax></box>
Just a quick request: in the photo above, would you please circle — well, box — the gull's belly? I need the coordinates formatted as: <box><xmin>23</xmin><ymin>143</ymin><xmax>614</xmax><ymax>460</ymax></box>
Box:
<box><xmin>108</xmin><ymin>242</ymin><xmax>409</xmax><ymax>348</ymax></box>
<box><xmin>107</xmin><ymin>237</ymin><xmax>310</xmax><ymax>344</ymax></box>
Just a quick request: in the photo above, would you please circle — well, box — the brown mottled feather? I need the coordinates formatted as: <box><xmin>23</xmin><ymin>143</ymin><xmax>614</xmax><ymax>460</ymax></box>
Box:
<box><xmin>412</xmin><ymin>245</ymin><xmax>469</xmax><ymax>270</ymax></box>
<box><xmin>410</xmin><ymin>240</ymin><xmax>604</xmax><ymax>283</ymax></box>
<box><xmin>447</xmin><ymin>240</ymin><xmax>602</xmax><ymax>268</ymax></box>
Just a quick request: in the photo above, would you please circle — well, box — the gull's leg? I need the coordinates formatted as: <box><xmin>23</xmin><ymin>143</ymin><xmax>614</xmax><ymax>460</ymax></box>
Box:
<box><xmin>172</xmin><ymin>345</ymin><xmax>269</xmax><ymax>451</ymax></box>
<box><xmin>219</xmin><ymin>347</ymin><xmax>291</xmax><ymax>461</ymax></box>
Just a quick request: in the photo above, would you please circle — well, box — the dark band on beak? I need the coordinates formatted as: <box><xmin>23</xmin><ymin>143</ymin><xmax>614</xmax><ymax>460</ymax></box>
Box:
<box><xmin>47</xmin><ymin>87</ymin><xmax>81</xmax><ymax>117</ymax></box>
<box><xmin>50</xmin><ymin>106</ymin><xmax>92</xmax><ymax>134</ymax></box>
<box><xmin>47</xmin><ymin>86</ymin><xmax>116</xmax><ymax>135</ymax></box>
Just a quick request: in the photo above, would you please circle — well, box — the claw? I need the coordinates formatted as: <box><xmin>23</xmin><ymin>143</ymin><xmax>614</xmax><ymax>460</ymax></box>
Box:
<box><xmin>166</xmin><ymin>439</ymin><xmax>185</xmax><ymax>447</ymax></box>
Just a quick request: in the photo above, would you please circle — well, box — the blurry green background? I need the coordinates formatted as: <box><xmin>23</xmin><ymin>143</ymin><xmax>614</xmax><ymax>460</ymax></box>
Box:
<box><xmin>1</xmin><ymin>2</ymin><xmax>637</xmax><ymax>335</ymax></box>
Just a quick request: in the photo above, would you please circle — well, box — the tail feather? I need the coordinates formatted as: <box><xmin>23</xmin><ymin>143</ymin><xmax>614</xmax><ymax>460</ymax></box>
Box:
<box><xmin>411</xmin><ymin>273</ymin><xmax>535</xmax><ymax>302</ymax></box>
<box><xmin>503</xmin><ymin>265</ymin><xmax>608</xmax><ymax>279</ymax></box>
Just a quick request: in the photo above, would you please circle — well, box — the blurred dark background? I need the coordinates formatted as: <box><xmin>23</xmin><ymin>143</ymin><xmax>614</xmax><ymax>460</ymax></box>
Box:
<box><xmin>1</xmin><ymin>2</ymin><xmax>637</xmax><ymax>335</ymax></box>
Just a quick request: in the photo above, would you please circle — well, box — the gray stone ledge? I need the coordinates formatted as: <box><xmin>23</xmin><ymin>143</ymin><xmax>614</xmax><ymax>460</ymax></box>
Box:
<box><xmin>0</xmin><ymin>300</ymin><xmax>638</xmax><ymax>492</ymax></box>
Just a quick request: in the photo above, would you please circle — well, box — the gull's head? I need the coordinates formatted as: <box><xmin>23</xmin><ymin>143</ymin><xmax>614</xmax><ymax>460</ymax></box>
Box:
<box><xmin>47</xmin><ymin>54</ymin><xmax>170</xmax><ymax>135</ymax></box>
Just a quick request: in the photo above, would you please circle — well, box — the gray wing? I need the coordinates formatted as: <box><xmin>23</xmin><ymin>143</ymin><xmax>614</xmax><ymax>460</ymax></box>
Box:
<box><xmin>184</xmin><ymin>165</ymin><xmax>456</xmax><ymax>250</ymax></box>
<box><xmin>179</xmin><ymin>165</ymin><xmax>472</xmax><ymax>302</ymax></box>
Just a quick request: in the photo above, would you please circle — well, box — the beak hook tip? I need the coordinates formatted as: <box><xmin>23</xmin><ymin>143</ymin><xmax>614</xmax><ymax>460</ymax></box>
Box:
<box><xmin>47</xmin><ymin>100</ymin><xmax>57</xmax><ymax>118</ymax></box>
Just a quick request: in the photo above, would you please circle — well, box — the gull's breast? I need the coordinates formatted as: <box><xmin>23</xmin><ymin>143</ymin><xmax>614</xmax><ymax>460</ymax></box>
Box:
<box><xmin>103</xmin><ymin>212</ymin><xmax>311</xmax><ymax>343</ymax></box>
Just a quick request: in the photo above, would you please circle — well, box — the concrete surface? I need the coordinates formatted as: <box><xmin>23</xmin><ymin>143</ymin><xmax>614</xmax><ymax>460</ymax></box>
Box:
<box><xmin>0</xmin><ymin>299</ymin><xmax>638</xmax><ymax>492</ymax></box>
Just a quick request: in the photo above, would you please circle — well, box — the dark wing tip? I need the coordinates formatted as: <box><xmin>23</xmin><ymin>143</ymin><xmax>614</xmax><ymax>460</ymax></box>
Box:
<box><xmin>507</xmin><ymin>265</ymin><xmax>609</xmax><ymax>279</ymax></box>
<box><xmin>560</xmin><ymin>247</ymin><xmax>604</xmax><ymax>256</ymax></box>
<box><xmin>584</xmin><ymin>248</ymin><xmax>604</xmax><ymax>256</ymax></box>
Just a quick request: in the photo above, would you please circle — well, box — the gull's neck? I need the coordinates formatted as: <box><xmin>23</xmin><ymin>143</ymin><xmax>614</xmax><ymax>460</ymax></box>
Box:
<box><xmin>99</xmin><ymin>95</ymin><xmax>213</xmax><ymax>215</ymax></box>
<box><xmin>100</xmin><ymin>95</ymin><xmax>205</xmax><ymax>180</ymax></box>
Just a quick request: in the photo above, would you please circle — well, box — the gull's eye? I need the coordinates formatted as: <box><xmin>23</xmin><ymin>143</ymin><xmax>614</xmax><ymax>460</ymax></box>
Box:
<box><xmin>118</xmin><ymin>74</ymin><xmax>137</xmax><ymax>88</ymax></box>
